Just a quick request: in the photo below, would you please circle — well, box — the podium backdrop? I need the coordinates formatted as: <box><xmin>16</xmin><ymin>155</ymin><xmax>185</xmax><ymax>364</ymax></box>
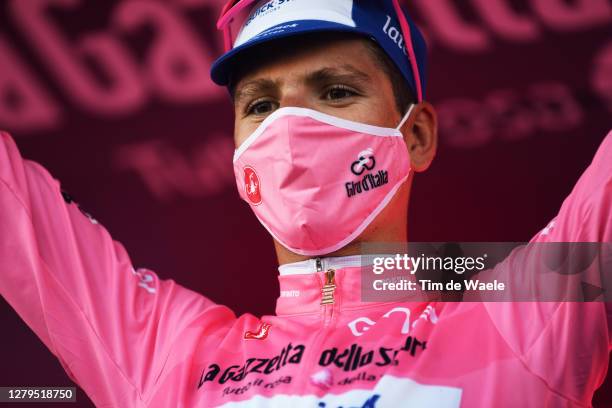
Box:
<box><xmin>1</xmin><ymin>0</ymin><xmax>611</xmax><ymax>406</ymax></box>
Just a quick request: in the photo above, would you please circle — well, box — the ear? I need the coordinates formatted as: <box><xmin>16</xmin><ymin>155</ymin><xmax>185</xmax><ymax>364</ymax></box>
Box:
<box><xmin>399</xmin><ymin>102</ymin><xmax>438</xmax><ymax>173</ymax></box>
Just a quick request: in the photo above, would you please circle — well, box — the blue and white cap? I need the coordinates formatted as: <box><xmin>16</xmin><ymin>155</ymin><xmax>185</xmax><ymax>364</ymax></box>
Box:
<box><xmin>210</xmin><ymin>0</ymin><xmax>427</xmax><ymax>99</ymax></box>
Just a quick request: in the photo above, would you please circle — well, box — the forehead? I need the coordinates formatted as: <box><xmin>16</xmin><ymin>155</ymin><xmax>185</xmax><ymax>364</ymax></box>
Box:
<box><xmin>231</xmin><ymin>34</ymin><xmax>381</xmax><ymax>93</ymax></box>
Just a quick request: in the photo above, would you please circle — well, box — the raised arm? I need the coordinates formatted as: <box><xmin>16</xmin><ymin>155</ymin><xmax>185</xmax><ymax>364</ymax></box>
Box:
<box><xmin>481</xmin><ymin>130</ymin><xmax>612</xmax><ymax>404</ymax></box>
<box><xmin>0</xmin><ymin>131</ymin><xmax>233</xmax><ymax>406</ymax></box>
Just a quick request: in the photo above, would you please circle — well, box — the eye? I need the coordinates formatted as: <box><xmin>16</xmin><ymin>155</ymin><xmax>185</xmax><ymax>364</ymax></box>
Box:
<box><xmin>246</xmin><ymin>99</ymin><xmax>278</xmax><ymax>116</ymax></box>
<box><xmin>324</xmin><ymin>85</ymin><xmax>358</xmax><ymax>101</ymax></box>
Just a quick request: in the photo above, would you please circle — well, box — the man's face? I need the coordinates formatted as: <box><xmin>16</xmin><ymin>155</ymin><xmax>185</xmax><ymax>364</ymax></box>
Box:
<box><xmin>229</xmin><ymin>34</ymin><xmax>437</xmax><ymax>261</ymax></box>
<box><xmin>232</xmin><ymin>35</ymin><xmax>402</xmax><ymax>147</ymax></box>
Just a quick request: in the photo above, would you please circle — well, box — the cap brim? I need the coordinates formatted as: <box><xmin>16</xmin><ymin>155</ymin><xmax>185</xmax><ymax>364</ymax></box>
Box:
<box><xmin>210</xmin><ymin>20</ymin><xmax>369</xmax><ymax>86</ymax></box>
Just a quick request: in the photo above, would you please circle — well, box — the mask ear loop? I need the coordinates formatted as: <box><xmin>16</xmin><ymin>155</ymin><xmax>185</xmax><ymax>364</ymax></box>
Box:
<box><xmin>396</xmin><ymin>104</ymin><xmax>415</xmax><ymax>131</ymax></box>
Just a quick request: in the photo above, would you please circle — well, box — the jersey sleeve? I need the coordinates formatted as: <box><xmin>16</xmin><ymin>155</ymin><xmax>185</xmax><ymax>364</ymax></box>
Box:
<box><xmin>534</xmin><ymin>131</ymin><xmax>612</xmax><ymax>243</ymax></box>
<box><xmin>0</xmin><ymin>131</ymin><xmax>234</xmax><ymax>407</ymax></box>
<box><xmin>482</xmin><ymin>130</ymin><xmax>612</xmax><ymax>404</ymax></box>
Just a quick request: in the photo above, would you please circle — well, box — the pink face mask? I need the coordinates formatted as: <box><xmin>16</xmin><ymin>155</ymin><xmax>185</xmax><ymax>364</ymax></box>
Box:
<box><xmin>233</xmin><ymin>106</ymin><xmax>414</xmax><ymax>256</ymax></box>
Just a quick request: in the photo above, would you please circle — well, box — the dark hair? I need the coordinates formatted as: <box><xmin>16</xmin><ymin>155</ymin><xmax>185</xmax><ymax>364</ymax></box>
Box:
<box><xmin>228</xmin><ymin>32</ymin><xmax>415</xmax><ymax>115</ymax></box>
<box><xmin>362</xmin><ymin>38</ymin><xmax>415</xmax><ymax>115</ymax></box>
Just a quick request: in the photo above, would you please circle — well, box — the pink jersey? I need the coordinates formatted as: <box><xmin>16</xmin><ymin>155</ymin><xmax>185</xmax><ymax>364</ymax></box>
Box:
<box><xmin>0</xmin><ymin>129</ymin><xmax>611</xmax><ymax>407</ymax></box>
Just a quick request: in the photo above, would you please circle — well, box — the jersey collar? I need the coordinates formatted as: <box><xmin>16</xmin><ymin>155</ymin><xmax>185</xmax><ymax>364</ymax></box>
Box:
<box><xmin>278</xmin><ymin>255</ymin><xmax>365</xmax><ymax>276</ymax></box>
<box><xmin>275</xmin><ymin>255</ymin><xmax>424</xmax><ymax>316</ymax></box>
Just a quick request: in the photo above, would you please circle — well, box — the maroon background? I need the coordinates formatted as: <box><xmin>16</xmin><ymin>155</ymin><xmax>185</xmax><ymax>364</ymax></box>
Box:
<box><xmin>1</xmin><ymin>0</ymin><xmax>611</xmax><ymax>406</ymax></box>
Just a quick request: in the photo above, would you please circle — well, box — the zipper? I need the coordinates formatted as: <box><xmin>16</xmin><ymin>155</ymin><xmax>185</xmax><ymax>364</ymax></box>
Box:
<box><xmin>320</xmin><ymin>269</ymin><xmax>336</xmax><ymax>306</ymax></box>
<box><xmin>300</xmin><ymin>258</ymin><xmax>337</xmax><ymax>388</ymax></box>
<box><xmin>316</xmin><ymin>257</ymin><xmax>336</xmax><ymax>327</ymax></box>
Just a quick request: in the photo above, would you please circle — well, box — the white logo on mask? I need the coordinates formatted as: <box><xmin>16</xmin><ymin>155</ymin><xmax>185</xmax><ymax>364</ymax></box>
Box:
<box><xmin>351</xmin><ymin>148</ymin><xmax>376</xmax><ymax>176</ymax></box>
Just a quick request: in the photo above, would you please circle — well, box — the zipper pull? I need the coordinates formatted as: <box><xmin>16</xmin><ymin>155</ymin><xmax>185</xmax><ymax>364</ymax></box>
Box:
<box><xmin>321</xmin><ymin>269</ymin><xmax>336</xmax><ymax>305</ymax></box>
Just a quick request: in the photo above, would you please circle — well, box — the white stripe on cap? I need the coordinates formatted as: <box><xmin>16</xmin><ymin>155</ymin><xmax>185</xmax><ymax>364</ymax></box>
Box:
<box><xmin>235</xmin><ymin>0</ymin><xmax>356</xmax><ymax>48</ymax></box>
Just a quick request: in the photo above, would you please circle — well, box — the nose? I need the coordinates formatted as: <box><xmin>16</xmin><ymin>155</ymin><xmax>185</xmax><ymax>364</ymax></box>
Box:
<box><xmin>279</xmin><ymin>83</ymin><xmax>312</xmax><ymax>110</ymax></box>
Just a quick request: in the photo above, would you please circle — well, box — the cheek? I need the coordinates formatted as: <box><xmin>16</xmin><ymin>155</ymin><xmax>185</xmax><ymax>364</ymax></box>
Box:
<box><xmin>317</xmin><ymin>96</ymin><xmax>396</xmax><ymax>128</ymax></box>
<box><xmin>234</xmin><ymin>121</ymin><xmax>255</xmax><ymax>148</ymax></box>
<box><xmin>350</xmin><ymin>96</ymin><xmax>399</xmax><ymax>128</ymax></box>
<box><xmin>375</xmin><ymin>101</ymin><xmax>400</xmax><ymax>127</ymax></box>
<box><xmin>234</xmin><ymin>132</ymin><xmax>244</xmax><ymax>149</ymax></box>
<box><xmin>373</xmin><ymin>91</ymin><xmax>402</xmax><ymax>126</ymax></box>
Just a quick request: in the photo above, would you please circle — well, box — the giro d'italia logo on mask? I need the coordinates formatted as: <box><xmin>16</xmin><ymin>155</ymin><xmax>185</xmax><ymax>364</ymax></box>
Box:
<box><xmin>351</xmin><ymin>148</ymin><xmax>377</xmax><ymax>176</ymax></box>
<box><xmin>243</xmin><ymin>166</ymin><xmax>262</xmax><ymax>205</ymax></box>
<box><xmin>346</xmin><ymin>148</ymin><xmax>389</xmax><ymax>198</ymax></box>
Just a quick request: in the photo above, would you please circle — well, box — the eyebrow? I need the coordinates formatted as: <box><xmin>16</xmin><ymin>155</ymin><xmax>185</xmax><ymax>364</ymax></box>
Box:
<box><xmin>305</xmin><ymin>65</ymin><xmax>372</xmax><ymax>88</ymax></box>
<box><xmin>234</xmin><ymin>78</ymin><xmax>280</xmax><ymax>106</ymax></box>
<box><xmin>233</xmin><ymin>64</ymin><xmax>372</xmax><ymax>106</ymax></box>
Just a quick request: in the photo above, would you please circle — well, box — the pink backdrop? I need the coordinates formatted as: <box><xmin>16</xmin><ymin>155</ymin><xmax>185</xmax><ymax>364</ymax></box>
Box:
<box><xmin>1</xmin><ymin>0</ymin><xmax>611</xmax><ymax>406</ymax></box>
